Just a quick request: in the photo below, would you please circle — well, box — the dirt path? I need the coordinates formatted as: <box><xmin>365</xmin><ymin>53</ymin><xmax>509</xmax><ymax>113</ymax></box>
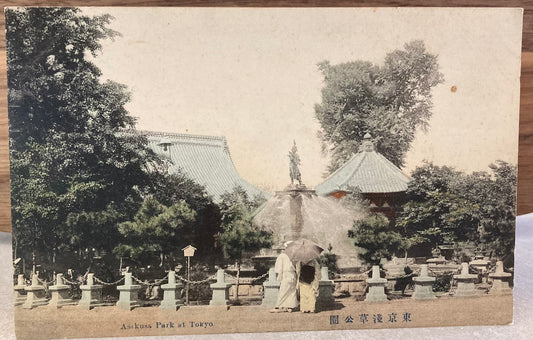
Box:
<box><xmin>14</xmin><ymin>295</ymin><xmax>513</xmax><ymax>340</ymax></box>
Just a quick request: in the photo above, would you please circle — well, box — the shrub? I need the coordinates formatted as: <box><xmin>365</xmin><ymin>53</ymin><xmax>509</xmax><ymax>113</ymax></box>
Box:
<box><xmin>432</xmin><ymin>272</ymin><xmax>453</xmax><ymax>292</ymax></box>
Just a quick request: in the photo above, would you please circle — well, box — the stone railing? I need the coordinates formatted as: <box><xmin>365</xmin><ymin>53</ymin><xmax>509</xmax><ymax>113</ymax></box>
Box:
<box><xmin>13</xmin><ymin>261</ymin><xmax>512</xmax><ymax>311</ymax></box>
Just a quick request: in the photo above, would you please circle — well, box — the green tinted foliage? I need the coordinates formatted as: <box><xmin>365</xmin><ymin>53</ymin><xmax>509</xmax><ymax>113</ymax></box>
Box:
<box><xmin>6</xmin><ymin>8</ymin><xmax>227</xmax><ymax>272</ymax></box>
<box><xmin>397</xmin><ymin>163</ymin><xmax>481</xmax><ymax>248</ymax></box>
<box><xmin>432</xmin><ymin>272</ymin><xmax>453</xmax><ymax>292</ymax></box>
<box><xmin>114</xmin><ymin>197</ymin><xmax>196</xmax><ymax>265</ymax></box>
<box><xmin>146</xmin><ymin>170</ymin><xmax>222</xmax><ymax>261</ymax></box>
<box><xmin>396</xmin><ymin>161</ymin><xmax>516</xmax><ymax>258</ymax></box>
<box><xmin>218</xmin><ymin>187</ymin><xmax>273</xmax><ymax>263</ymax></box>
<box><xmin>397</xmin><ymin>191</ymin><xmax>480</xmax><ymax>248</ymax></box>
<box><xmin>318</xmin><ymin>251</ymin><xmax>339</xmax><ymax>278</ymax></box>
<box><xmin>349</xmin><ymin>213</ymin><xmax>406</xmax><ymax>265</ymax></box>
<box><xmin>468</xmin><ymin>162</ymin><xmax>516</xmax><ymax>257</ymax></box>
<box><xmin>6</xmin><ymin>8</ymin><xmax>124</xmax><ymax>145</ymax></box>
<box><xmin>315</xmin><ymin>41</ymin><xmax>444</xmax><ymax>172</ymax></box>
<box><xmin>6</xmin><ymin>8</ymin><xmax>152</xmax><ymax>266</ymax></box>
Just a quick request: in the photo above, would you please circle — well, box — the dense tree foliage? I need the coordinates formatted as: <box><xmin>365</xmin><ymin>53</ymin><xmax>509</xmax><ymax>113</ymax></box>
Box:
<box><xmin>457</xmin><ymin>161</ymin><xmax>517</xmax><ymax>258</ymax></box>
<box><xmin>6</xmin><ymin>8</ymin><xmax>155</xmax><ymax>271</ymax></box>
<box><xmin>114</xmin><ymin>197</ymin><xmax>196</xmax><ymax>267</ymax></box>
<box><xmin>218</xmin><ymin>187</ymin><xmax>271</xmax><ymax>262</ymax></box>
<box><xmin>350</xmin><ymin>161</ymin><xmax>516</xmax><ymax>264</ymax></box>
<box><xmin>6</xmin><ymin>8</ymin><xmax>223</xmax><ymax>275</ymax></box>
<box><xmin>396</xmin><ymin>164</ymin><xmax>481</xmax><ymax>252</ymax></box>
<box><xmin>315</xmin><ymin>41</ymin><xmax>444</xmax><ymax>172</ymax></box>
<box><xmin>396</xmin><ymin>161</ymin><xmax>516</xmax><ymax>259</ymax></box>
<box><xmin>145</xmin><ymin>169</ymin><xmax>223</xmax><ymax>261</ymax></box>
<box><xmin>349</xmin><ymin>214</ymin><xmax>406</xmax><ymax>265</ymax></box>
<box><xmin>115</xmin><ymin>170</ymin><xmax>223</xmax><ymax>266</ymax></box>
<box><xmin>218</xmin><ymin>187</ymin><xmax>272</xmax><ymax>300</ymax></box>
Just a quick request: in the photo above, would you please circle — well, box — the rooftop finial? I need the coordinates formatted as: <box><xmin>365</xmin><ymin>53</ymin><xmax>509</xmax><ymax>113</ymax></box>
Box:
<box><xmin>362</xmin><ymin>132</ymin><xmax>374</xmax><ymax>152</ymax></box>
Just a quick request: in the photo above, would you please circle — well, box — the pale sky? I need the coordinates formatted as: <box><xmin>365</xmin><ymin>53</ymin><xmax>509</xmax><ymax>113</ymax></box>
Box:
<box><xmin>83</xmin><ymin>7</ymin><xmax>522</xmax><ymax>191</ymax></box>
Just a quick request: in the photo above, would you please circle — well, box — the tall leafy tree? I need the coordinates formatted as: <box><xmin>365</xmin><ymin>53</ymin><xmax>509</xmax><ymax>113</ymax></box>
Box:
<box><xmin>114</xmin><ymin>197</ymin><xmax>196</xmax><ymax>268</ymax></box>
<box><xmin>143</xmin><ymin>169</ymin><xmax>223</xmax><ymax>262</ymax></box>
<box><xmin>348</xmin><ymin>213</ymin><xmax>406</xmax><ymax>266</ymax></box>
<box><xmin>218</xmin><ymin>187</ymin><xmax>272</xmax><ymax>301</ymax></box>
<box><xmin>456</xmin><ymin>161</ymin><xmax>517</xmax><ymax>258</ymax></box>
<box><xmin>397</xmin><ymin>192</ymin><xmax>481</xmax><ymax>254</ymax></box>
<box><xmin>396</xmin><ymin>163</ymin><xmax>481</xmax><ymax>255</ymax></box>
<box><xmin>396</xmin><ymin>161</ymin><xmax>516</xmax><ymax>259</ymax></box>
<box><xmin>315</xmin><ymin>40</ymin><xmax>444</xmax><ymax>172</ymax></box>
<box><xmin>6</xmin><ymin>8</ymin><xmax>153</xmax><ymax>271</ymax></box>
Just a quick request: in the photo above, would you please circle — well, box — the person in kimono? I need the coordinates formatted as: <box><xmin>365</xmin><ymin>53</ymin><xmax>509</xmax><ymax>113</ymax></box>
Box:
<box><xmin>270</xmin><ymin>249</ymin><xmax>299</xmax><ymax>313</ymax></box>
<box><xmin>297</xmin><ymin>259</ymin><xmax>321</xmax><ymax>313</ymax></box>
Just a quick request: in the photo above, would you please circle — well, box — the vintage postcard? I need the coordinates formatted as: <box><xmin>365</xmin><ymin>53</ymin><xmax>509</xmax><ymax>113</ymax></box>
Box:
<box><xmin>5</xmin><ymin>7</ymin><xmax>522</xmax><ymax>340</ymax></box>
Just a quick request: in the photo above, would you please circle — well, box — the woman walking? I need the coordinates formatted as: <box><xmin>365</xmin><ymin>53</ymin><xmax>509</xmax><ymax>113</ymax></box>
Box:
<box><xmin>297</xmin><ymin>259</ymin><xmax>321</xmax><ymax>313</ymax></box>
<box><xmin>270</xmin><ymin>250</ymin><xmax>299</xmax><ymax>312</ymax></box>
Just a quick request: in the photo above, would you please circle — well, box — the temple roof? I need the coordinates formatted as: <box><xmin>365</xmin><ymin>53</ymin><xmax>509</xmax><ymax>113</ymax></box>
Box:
<box><xmin>138</xmin><ymin>130</ymin><xmax>268</xmax><ymax>202</ymax></box>
<box><xmin>315</xmin><ymin>134</ymin><xmax>411</xmax><ymax>196</ymax></box>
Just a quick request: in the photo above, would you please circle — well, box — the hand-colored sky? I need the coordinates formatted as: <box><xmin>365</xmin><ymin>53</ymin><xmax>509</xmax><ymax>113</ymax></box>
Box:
<box><xmin>83</xmin><ymin>7</ymin><xmax>522</xmax><ymax>191</ymax></box>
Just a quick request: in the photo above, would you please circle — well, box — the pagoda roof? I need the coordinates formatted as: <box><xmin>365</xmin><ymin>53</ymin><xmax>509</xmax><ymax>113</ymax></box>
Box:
<box><xmin>137</xmin><ymin>130</ymin><xmax>268</xmax><ymax>202</ymax></box>
<box><xmin>315</xmin><ymin>134</ymin><xmax>411</xmax><ymax>196</ymax></box>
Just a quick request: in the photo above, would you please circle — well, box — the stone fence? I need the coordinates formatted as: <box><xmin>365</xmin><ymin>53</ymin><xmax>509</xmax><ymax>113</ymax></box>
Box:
<box><xmin>334</xmin><ymin>259</ymin><xmax>512</xmax><ymax>298</ymax></box>
<box><xmin>13</xmin><ymin>261</ymin><xmax>512</xmax><ymax>311</ymax></box>
<box><xmin>13</xmin><ymin>268</ymin><xmax>282</xmax><ymax>310</ymax></box>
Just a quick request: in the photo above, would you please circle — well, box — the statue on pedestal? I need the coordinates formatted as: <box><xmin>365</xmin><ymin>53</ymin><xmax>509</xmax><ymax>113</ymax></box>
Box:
<box><xmin>289</xmin><ymin>141</ymin><xmax>302</xmax><ymax>186</ymax></box>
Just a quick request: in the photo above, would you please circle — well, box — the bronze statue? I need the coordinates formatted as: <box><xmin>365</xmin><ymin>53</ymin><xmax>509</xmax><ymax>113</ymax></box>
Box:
<box><xmin>289</xmin><ymin>141</ymin><xmax>302</xmax><ymax>186</ymax></box>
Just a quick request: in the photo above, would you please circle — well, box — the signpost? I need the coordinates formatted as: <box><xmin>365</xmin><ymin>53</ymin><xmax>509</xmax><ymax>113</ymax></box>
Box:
<box><xmin>182</xmin><ymin>245</ymin><xmax>197</xmax><ymax>305</ymax></box>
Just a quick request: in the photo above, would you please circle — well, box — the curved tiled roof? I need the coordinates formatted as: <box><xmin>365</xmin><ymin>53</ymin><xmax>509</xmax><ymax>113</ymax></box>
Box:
<box><xmin>137</xmin><ymin>130</ymin><xmax>268</xmax><ymax>202</ymax></box>
<box><xmin>315</xmin><ymin>136</ymin><xmax>411</xmax><ymax>196</ymax></box>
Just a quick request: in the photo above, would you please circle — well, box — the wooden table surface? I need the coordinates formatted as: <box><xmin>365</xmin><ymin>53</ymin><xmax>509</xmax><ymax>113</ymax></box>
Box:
<box><xmin>0</xmin><ymin>1</ymin><xmax>531</xmax><ymax>233</ymax></box>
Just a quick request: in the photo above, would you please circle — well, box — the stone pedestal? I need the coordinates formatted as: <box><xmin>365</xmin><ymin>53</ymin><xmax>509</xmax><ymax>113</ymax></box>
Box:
<box><xmin>365</xmin><ymin>266</ymin><xmax>387</xmax><ymax>302</ymax></box>
<box><xmin>116</xmin><ymin>272</ymin><xmax>142</xmax><ymax>310</ymax></box>
<box><xmin>48</xmin><ymin>274</ymin><xmax>75</xmax><ymax>308</ymax></box>
<box><xmin>453</xmin><ymin>262</ymin><xmax>477</xmax><ymax>297</ymax></box>
<box><xmin>22</xmin><ymin>274</ymin><xmax>48</xmax><ymax>309</ymax></box>
<box><xmin>470</xmin><ymin>255</ymin><xmax>491</xmax><ymax>283</ymax></box>
<box><xmin>317</xmin><ymin>266</ymin><xmax>335</xmax><ymax>310</ymax></box>
<box><xmin>79</xmin><ymin>273</ymin><xmax>103</xmax><ymax>310</ymax></box>
<box><xmin>14</xmin><ymin>274</ymin><xmax>27</xmax><ymax>306</ymax></box>
<box><xmin>412</xmin><ymin>265</ymin><xmax>436</xmax><ymax>300</ymax></box>
<box><xmin>261</xmin><ymin>267</ymin><xmax>279</xmax><ymax>307</ymax></box>
<box><xmin>210</xmin><ymin>269</ymin><xmax>232</xmax><ymax>306</ymax></box>
<box><xmin>489</xmin><ymin>261</ymin><xmax>512</xmax><ymax>295</ymax></box>
<box><xmin>470</xmin><ymin>256</ymin><xmax>490</xmax><ymax>272</ymax></box>
<box><xmin>160</xmin><ymin>271</ymin><xmax>184</xmax><ymax>310</ymax></box>
<box><xmin>427</xmin><ymin>257</ymin><xmax>446</xmax><ymax>265</ymax></box>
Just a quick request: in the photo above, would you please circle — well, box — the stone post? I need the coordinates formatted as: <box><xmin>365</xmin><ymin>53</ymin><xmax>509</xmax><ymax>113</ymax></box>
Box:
<box><xmin>453</xmin><ymin>262</ymin><xmax>477</xmax><ymax>297</ymax></box>
<box><xmin>116</xmin><ymin>272</ymin><xmax>142</xmax><ymax>310</ymax></box>
<box><xmin>49</xmin><ymin>273</ymin><xmax>75</xmax><ymax>308</ymax></box>
<box><xmin>79</xmin><ymin>273</ymin><xmax>103</xmax><ymax>310</ymax></box>
<box><xmin>412</xmin><ymin>265</ymin><xmax>436</xmax><ymax>300</ymax></box>
<box><xmin>261</xmin><ymin>267</ymin><xmax>279</xmax><ymax>307</ymax></box>
<box><xmin>210</xmin><ymin>269</ymin><xmax>232</xmax><ymax>306</ymax></box>
<box><xmin>470</xmin><ymin>255</ymin><xmax>491</xmax><ymax>283</ymax></box>
<box><xmin>22</xmin><ymin>273</ymin><xmax>48</xmax><ymax>309</ymax></box>
<box><xmin>365</xmin><ymin>266</ymin><xmax>387</xmax><ymax>302</ymax></box>
<box><xmin>316</xmin><ymin>266</ymin><xmax>335</xmax><ymax>310</ymax></box>
<box><xmin>14</xmin><ymin>274</ymin><xmax>27</xmax><ymax>306</ymax></box>
<box><xmin>488</xmin><ymin>261</ymin><xmax>512</xmax><ymax>295</ymax></box>
<box><xmin>160</xmin><ymin>271</ymin><xmax>184</xmax><ymax>310</ymax></box>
